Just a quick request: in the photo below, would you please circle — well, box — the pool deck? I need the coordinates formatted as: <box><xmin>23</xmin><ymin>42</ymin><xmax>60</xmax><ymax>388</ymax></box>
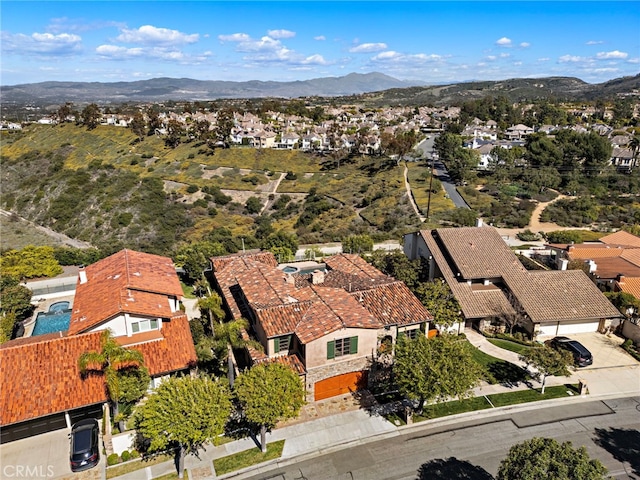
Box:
<box><xmin>23</xmin><ymin>294</ymin><xmax>75</xmax><ymax>337</ymax></box>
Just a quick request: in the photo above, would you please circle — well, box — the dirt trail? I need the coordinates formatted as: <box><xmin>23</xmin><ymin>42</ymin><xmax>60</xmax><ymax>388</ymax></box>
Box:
<box><xmin>0</xmin><ymin>209</ymin><xmax>94</xmax><ymax>249</ymax></box>
<box><xmin>403</xmin><ymin>164</ymin><xmax>426</xmax><ymax>222</ymax></box>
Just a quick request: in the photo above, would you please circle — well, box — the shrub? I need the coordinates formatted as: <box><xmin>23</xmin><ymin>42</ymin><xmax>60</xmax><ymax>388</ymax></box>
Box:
<box><xmin>120</xmin><ymin>450</ymin><xmax>131</xmax><ymax>462</ymax></box>
<box><xmin>516</xmin><ymin>229</ymin><xmax>540</xmax><ymax>241</ymax></box>
<box><xmin>107</xmin><ymin>453</ymin><xmax>121</xmax><ymax>466</ymax></box>
<box><xmin>186</xmin><ymin>184</ymin><xmax>199</xmax><ymax>194</ymax></box>
<box><xmin>130</xmin><ymin>450</ymin><xmax>140</xmax><ymax>459</ymax></box>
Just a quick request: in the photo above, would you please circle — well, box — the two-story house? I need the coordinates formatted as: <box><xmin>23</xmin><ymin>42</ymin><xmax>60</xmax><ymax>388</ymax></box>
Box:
<box><xmin>0</xmin><ymin>250</ymin><xmax>196</xmax><ymax>443</ymax></box>
<box><xmin>210</xmin><ymin>252</ymin><xmax>432</xmax><ymax>401</ymax></box>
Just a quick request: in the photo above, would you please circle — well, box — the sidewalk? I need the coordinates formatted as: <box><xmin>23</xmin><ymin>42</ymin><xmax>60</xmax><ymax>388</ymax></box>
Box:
<box><xmin>111</xmin><ymin>336</ymin><xmax>640</xmax><ymax>480</ymax></box>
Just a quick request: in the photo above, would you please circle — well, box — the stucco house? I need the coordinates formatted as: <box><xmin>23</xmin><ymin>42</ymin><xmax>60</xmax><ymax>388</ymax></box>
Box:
<box><xmin>210</xmin><ymin>251</ymin><xmax>433</xmax><ymax>401</ymax></box>
<box><xmin>403</xmin><ymin>226</ymin><xmax>621</xmax><ymax>338</ymax></box>
<box><xmin>0</xmin><ymin>249</ymin><xmax>196</xmax><ymax>443</ymax></box>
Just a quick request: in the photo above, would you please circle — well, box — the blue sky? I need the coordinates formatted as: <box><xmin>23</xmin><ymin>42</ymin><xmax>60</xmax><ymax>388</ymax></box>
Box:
<box><xmin>1</xmin><ymin>1</ymin><xmax>639</xmax><ymax>86</ymax></box>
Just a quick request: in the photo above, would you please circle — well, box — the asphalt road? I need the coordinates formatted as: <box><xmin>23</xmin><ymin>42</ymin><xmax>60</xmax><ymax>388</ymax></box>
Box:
<box><xmin>416</xmin><ymin>137</ymin><xmax>469</xmax><ymax>210</ymax></box>
<box><xmin>237</xmin><ymin>396</ymin><xmax>640</xmax><ymax>480</ymax></box>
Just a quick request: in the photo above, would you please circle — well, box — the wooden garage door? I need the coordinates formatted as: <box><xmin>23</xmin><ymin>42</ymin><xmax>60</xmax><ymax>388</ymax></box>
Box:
<box><xmin>314</xmin><ymin>371</ymin><xmax>368</xmax><ymax>401</ymax></box>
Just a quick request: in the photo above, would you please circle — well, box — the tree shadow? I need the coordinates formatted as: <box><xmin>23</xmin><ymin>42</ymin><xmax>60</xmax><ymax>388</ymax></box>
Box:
<box><xmin>416</xmin><ymin>457</ymin><xmax>494</xmax><ymax>480</ymax></box>
<box><xmin>486</xmin><ymin>361</ymin><xmax>531</xmax><ymax>388</ymax></box>
<box><xmin>593</xmin><ymin>427</ymin><xmax>640</xmax><ymax>477</ymax></box>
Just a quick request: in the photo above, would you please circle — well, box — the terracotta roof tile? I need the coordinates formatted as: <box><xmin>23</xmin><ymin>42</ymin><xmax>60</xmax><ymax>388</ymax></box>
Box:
<box><xmin>599</xmin><ymin>231</ymin><xmax>640</xmax><ymax>248</ymax></box>
<box><xmin>590</xmin><ymin>257</ymin><xmax>640</xmax><ymax>280</ymax></box>
<box><xmin>324</xmin><ymin>253</ymin><xmax>388</xmax><ymax>279</ymax></box>
<box><xmin>616</xmin><ymin>277</ymin><xmax>640</xmax><ymax>299</ymax></box>
<box><xmin>0</xmin><ymin>315</ymin><xmax>195</xmax><ymax>426</ymax></box>
<box><xmin>566</xmin><ymin>246</ymin><xmax>626</xmax><ymax>259</ymax></box>
<box><xmin>255</xmin><ymin>354</ymin><xmax>306</xmax><ymax>375</ymax></box>
<box><xmin>353</xmin><ymin>281</ymin><xmax>433</xmax><ymax>326</ymax></box>
<box><xmin>69</xmin><ymin>250</ymin><xmax>183</xmax><ymax>334</ymax></box>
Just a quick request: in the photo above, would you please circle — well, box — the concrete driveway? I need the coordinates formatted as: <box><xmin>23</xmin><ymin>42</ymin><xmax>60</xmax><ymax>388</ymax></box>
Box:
<box><xmin>1</xmin><ymin>428</ymin><xmax>104</xmax><ymax>480</ymax></box>
<box><xmin>540</xmin><ymin>332</ymin><xmax>638</xmax><ymax>369</ymax></box>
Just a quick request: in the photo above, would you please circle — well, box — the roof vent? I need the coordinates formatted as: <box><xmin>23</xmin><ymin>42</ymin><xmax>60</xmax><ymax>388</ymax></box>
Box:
<box><xmin>79</xmin><ymin>267</ymin><xmax>87</xmax><ymax>284</ymax></box>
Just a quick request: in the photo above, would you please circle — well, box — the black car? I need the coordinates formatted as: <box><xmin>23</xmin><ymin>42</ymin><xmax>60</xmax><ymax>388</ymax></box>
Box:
<box><xmin>548</xmin><ymin>336</ymin><xmax>593</xmax><ymax>367</ymax></box>
<box><xmin>69</xmin><ymin>418</ymin><xmax>100</xmax><ymax>472</ymax></box>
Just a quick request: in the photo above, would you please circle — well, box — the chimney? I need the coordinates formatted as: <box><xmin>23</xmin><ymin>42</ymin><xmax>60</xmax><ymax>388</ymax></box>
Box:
<box><xmin>79</xmin><ymin>266</ymin><xmax>87</xmax><ymax>284</ymax></box>
<box><xmin>476</xmin><ymin>218</ymin><xmax>483</xmax><ymax>228</ymax></box>
<box><xmin>588</xmin><ymin>259</ymin><xmax>597</xmax><ymax>273</ymax></box>
<box><xmin>284</xmin><ymin>273</ymin><xmax>295</xmax><ymax>285</ymax></box>
<box><xmin>559</xmin><ymin>258</ymin><xmax>569</xmax><ymax>271</ymax></box>
<box><xmin>311</xmin><ymin>270</ymin><xmax>325</xmax><ymax>285</ymax></box>
<box><xmin>617</xmin><ymin>273</ymin><xmax>626</xmax><ymax>283</ymax></box>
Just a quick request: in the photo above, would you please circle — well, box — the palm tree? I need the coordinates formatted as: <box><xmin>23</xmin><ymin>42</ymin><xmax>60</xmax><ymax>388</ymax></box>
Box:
<box><xmin>196</xmin><ymin>290</ymin><xmax>225</xmax><ymax>334</ymax></box>
<box><xmin>78</xmin><ymin>329</ymin><xmax>145</xmax><ymax>433</ymax></box>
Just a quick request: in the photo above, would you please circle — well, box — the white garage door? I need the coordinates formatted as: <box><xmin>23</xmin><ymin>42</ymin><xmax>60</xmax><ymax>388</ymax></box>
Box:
<box><xmin>538</xmin><ymin>323</ymin><xmax>559</xmax><ymax>337</ymax></box>
<box><xmin>557</xmin><ymin>321</ymin><xmax>600</xmax><ymax>335</ymax></box>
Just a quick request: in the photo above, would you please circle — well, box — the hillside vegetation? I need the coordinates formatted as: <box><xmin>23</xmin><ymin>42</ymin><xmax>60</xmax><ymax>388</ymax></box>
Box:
<box><xmin>1</xmin><ymin>124</ymin><xmax>433</xmax><ymax>255</ymax></box>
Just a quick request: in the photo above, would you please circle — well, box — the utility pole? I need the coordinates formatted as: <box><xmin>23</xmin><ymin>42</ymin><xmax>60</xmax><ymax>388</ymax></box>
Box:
<box><xmin>426</xmin><ymin>153</ymin><xmax>435</xmax><ymax>219</ymax></box>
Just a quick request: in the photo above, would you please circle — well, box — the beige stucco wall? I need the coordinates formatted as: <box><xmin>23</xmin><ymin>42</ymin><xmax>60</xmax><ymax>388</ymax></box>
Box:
<box><xmin>305</xmin><ymin>327</ymin><xmax>378</xmax><ymax>370</ymax></box>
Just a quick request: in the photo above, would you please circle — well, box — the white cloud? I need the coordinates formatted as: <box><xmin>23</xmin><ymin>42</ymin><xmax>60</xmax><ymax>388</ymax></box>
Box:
<box><xmin>372</xmin><ymin>50</ymin><xmax>400</xmax><ymax>60</ymax></box>
<box><xmin>301</xmin><ymin>54</ymin><xmax>328</xmax><ymax>65</ymax></box>
<box><xmin>596</xmin><ymin>50</ymin><xmax>628</xmax><ymax>59</ymax></box>
<box><xmin>499</xmin><ymin>52</ymin><xmax>510</xmax><ymax>58</ymax></box>
<box><xmin>267</xmin><ymin>29</ymin><xmax>295</xmax><ymax>39</ymax></box>
<box><xmin>1</xmin><ymin>31</ymin><xmax>82</xmax><ymax>56</ymax></box>
<box><xmin>628</xmin><ymin>58</ymin><xmax>640</xmax><ymax>64</ymax></box>
<box><xmin>349</xmin><ymin>42</ymin><xmax>388</xmax><ymax>53</ymax></box>
<box><xmin>558</xmin><ymin>55</ymin><xmax>584</xmax><ymax>63</ymax></box>
<box><xmin>314</xmin><ymin>35</ymin><xmax>326</xmax><ymax>41</ymax></box>
<box><xmin>96</xmin><ymin>45</ymin><xmax>144</xmax><ymax>57</ymax></box>
<box><xmin>519</xmin><ymin>42</ymin><xmax>530</xmax><ymax>48</ymax></box>
<box><xmin>586</xmin><ymin>40</ymin><xmax>604</xmax><ymax>45</ymax></box>
<box><xmin>115</xmin><ymin>25</ymin><xmax>199</xmax><ymax>45</ymax></box>
<box><xmin>538</xmin><ymin>57</ymin><xmax>550</xmax><ymax>62</ymax></box>
<box><xmin>218</xmin><ymin>33</ymin><xmax>251</xmax><ymax>42</ymax></box>
<box><xmin>496</xmin><ymin>37</ymin><xmax>512</xmax><ymax>47</ymax></box>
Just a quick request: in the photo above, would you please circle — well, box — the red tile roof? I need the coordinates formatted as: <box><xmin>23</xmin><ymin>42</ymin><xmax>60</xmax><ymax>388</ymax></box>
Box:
<box><xmin>0</xmin><ymin>314</ymin><xmax>196</xmax><ymax>426</ymax></box>
<box><xmin>615</xmin><ymin>277</ymin><xmax>640</xmax><ymax>299</ymax></box>
<box><xmin>599</xmin><ymin>231</ymin><xmax>640</xmax><ymax>248</ymax></box>
<box><xmin>69</xmin><ymin>250</ymin><xmax>183</xmax><ymax>334</ymax></box>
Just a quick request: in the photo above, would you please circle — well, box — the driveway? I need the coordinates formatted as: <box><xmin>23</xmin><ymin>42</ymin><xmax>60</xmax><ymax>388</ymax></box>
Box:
<box><xmin>540</xmin><ymin>332</ymin><xmax>638</xmax><ymax>369</ymax></box>
<box><xmin>1</xmin><ymin>427</ymin><xmax>104</xmax><ymax>480</ymax></box>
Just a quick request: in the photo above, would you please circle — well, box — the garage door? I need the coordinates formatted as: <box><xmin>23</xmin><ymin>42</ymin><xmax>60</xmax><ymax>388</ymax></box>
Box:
<box><xmin>538</xmin><ymin>323</ymin><xmax>559</xmax><ymax>337</ymax></box>
<box><xmin>557</xmin><ymin>321</ymin><xmax>601</xmax><ymax>335</ymax></box>
<box><xmin>314</xmin><ymin>371</ymin><xmax>368</xmax><ymax>401</ymax></box>
<box><xmin>0</xmin><ymin>414</ymin><xmax>67</xmax><ymax>444</ymax></box>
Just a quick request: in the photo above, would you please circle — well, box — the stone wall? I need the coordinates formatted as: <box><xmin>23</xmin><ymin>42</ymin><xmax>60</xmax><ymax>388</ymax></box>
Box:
<box><xmin>622</xmin><ymin>319</ymin><xmax>640</xmax><ymax>344</ymax></box>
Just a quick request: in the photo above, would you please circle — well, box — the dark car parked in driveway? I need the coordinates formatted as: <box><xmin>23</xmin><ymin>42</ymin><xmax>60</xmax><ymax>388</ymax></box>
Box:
<box><xmin>548</xmin><ymin>336</ymin><xmax>593</xmax><ymax>367</ymax></box>
<box><xmin>69</xmin><ymin>418</ymin><xmax>100</xmax><ymax>472</ymax></box>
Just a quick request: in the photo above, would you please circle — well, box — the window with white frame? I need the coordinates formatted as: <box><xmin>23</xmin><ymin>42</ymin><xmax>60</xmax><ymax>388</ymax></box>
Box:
<box><xmin>327</xmin><ymin>336</ymin><xmax>358</xmax><ymax>359</ymax></box>
<box><xmin>131</xmin><ymin>318</ymin><xmax>159</xmax><ymax>334</ymax></box>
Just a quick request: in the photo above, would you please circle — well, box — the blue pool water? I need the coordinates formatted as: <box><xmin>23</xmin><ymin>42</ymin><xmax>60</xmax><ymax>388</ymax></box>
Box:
<box><xmin>32</xmin><ymin>310</ymin><xmax>71</xmax><ymax>336</ymax></box>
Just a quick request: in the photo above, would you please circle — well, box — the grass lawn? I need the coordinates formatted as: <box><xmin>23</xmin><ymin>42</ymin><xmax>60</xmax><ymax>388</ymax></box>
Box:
<box><xmin>180</xmin><ymin>281</ymin><xmax>197</xmax><ymax>299</ymax></box>
<box><xmin>213</xmin><ymin>440</ymin><xmax>285</xmax><ymax>476</ymax></box>
<box><xmin>487</xmin><ymin>338</ymin><xmax>531</xmax><ymax>355</ymax></box>
<box><xmin>469</xmin><ymin>345</ymin><xmax>530</xmax><ymax>385</ymax></box>
<box><xmin>487</xmin><ymin>384</ymin><xmax>581</xmax><ymax>407</ymax></box>
<box><xmin>106</xmin><ymin>454</ymin><xmax>173</xmax><ymax>479</ymax></box>
<box><xmin>389</xmin><ymin>383</ymin><xmax>581</xmax><ymax>425</ymax></box>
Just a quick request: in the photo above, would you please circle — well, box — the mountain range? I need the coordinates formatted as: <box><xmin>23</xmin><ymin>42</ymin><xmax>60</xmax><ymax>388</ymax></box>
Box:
<box><xmin>1</xmin><ymin>72</ymin><xmax>639</xmax><ymax>106</ymax></box>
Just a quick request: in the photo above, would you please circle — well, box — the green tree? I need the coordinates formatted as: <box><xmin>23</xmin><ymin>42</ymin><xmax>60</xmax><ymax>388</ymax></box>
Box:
<box><xmin>116</xmin><ymin>366</ymin><xmax>151</xmax><ymax>405</ymax></box>
<box><xmin>146</xmin><ymin>107</ymin><xmax>162</xmax><ymax>135</ymax></box>
<box><xmin>519</xmin><ymin>345</ymin><xmax>572</xmax><ymax>394</ymax></box>
<box><xmin>57</xmin><ymin>102</ymin><xmax>74</xmax><ymax>123</ymax></box>
<box><xmin>80</xmin><ymin>103</ymin><xmax>101</xmax><ymax>130</ymax></box>
<box><xmin>263</xmin><ymin>230</ymin><xmax>298</xmax><ymax>254</ymax></box>
<box><xmin>0</xmin><ymin>275</ymin><xmax>34</xmax><ymax>321</ymax></box>
<box><xmin>342</xmin><ymin>234</ymin><xmax>374</xmax><ymax>254</ymax></box>
<box><xmin>0</xmin><ymin>312</ymin><xmax>18</xmax><ymax>344</ymax></box>
<box><xmin>196</xmin><ymin>290</ymin><xmax>226</xmax><ymax>334</ymax></box>
<box><xmin>604</xmin><ymin>291</ymin><xmax>640</xmax><ymax>317</ymax></box>
<box><xmin>175</xmin><ymin>241</ymin><xmax>226</xmax><ymax>283</ymax></box>
<box><xmin>234</xmin><ymin>362</ymin><xmax>305</xmax><ymax>452</ymax></box>
<box><xmin>78</xmin><ymin>330</ymin><xmax>146</xmax><ymax>433</ymax></box>
<box><xmin>368</xmin><ymin>250</ymin><xmax>423</xmax><ymax>290</ymax></box>
<box><xmin>497</xmin><ymin>437</ymin><xmax>608</xmax><ymax>480</ymax></box>
<box><xmin>415</xmin><ymin>280</ymin><xmax>463</xmax><ymax>328</ymax></box>
<box><xmin>245</xmin><ymin>196</ymin><xmax>263</xmax><ymax>214</ymax></box>
<box><xmin>393</xmin><ymin>334</ymin><xmax>483</xmax><ymax>412</ymax></box>
<box><xmin>0</xmin><ymin>245</ymin><xmax>63</xmax><ymax>280</ymax></box>
<box><xmin>165</xmin><ymin>119</ymin><xmax>184</xmax><ymax>148</ymax></box>
<box><xmin>134</xmin><ymin>375</ymin><xmax>232</xmax><ymax>479</ymax></box>
<box><xmin>130</xmin><ymin>111</ymin><xmax>146</xmax><ymax>140</ymax></box>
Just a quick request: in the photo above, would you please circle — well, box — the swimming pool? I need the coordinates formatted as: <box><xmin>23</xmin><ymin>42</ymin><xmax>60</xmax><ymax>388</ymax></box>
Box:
<box><xmin>32</xmin><ymin>310</ymin><xmax>71</xmax><ymax>336</ymax></box>
<box><xmin>49</xmin><ymin>301</ymin><xmax>70</xmax><ymax>313</ymax></box>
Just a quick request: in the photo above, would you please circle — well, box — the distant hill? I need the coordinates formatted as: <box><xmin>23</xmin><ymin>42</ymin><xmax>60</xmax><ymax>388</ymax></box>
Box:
<box><xmin>0</xmin><ymin>72</ymin><xmax>418</xmax><ymax>104</ymax></box>
<box><xmin>1</xmin><ymin>72</ymin><xmax>638</xmax><ymax>107</ymax></box>
<box><xmin>341</xmin><ymin>74</ymin><xmax>640</xmax><ymax>107</ymax></box>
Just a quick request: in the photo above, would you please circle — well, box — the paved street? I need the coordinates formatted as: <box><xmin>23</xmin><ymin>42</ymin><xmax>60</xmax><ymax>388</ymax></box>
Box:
<box><xmin>238</xmin><ymin>396</ymin><xmax>640</xmax><ymax>480</ymax></box>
